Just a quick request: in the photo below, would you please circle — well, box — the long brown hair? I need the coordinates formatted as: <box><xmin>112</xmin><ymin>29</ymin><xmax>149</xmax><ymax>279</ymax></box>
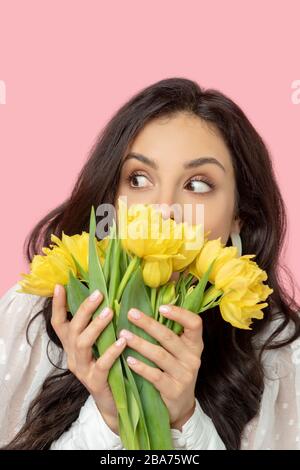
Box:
<box><xmin>3</xmin><ymin>77</ymin><xmax>300</xmax><ymax>449</ymax></box>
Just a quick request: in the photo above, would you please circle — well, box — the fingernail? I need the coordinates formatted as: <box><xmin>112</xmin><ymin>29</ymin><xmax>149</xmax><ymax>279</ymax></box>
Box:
<box><xmin>99</xmin><ymin>307</ymin><xmax>111</xmax><ymax>318</ymax></box>
<box><xmin>89</xmin><ymin>289</ymin><xmax>101</xmax><ymax>302</ymax></box>
<box><xmin>54</xmin><ymin>284</ymin><xmax>61</xmax><ymax>297</ymax></box>
<box><xmin>119</xmin><ymin>329</ymin><xmax>133</xmax><ymax>340</ymax></box>
<box><xmin>127</xmin><ymin>356</ymin><xmax>137</xmax><ymax>365</ymax></box>
<box><xmin>159</xmin><ymin>305</ymin><xmax>172</xmax><ymax>315</ymax></box>
<box><xmin>129</xmin><ymin>308</ymin><xmax>141</xmax><ymax>320</ymax></box>
<box><xmin>116</xmin><ymin>337</ymin><xmax>126</xmax><ymax>347</ymax></box>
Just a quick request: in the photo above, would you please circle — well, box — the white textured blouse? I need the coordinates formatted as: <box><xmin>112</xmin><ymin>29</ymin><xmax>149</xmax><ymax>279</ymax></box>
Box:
<box><xmin>0</xmin><ymin>283</ymin><xmax>300</xmax><ymax>450</ymax></box>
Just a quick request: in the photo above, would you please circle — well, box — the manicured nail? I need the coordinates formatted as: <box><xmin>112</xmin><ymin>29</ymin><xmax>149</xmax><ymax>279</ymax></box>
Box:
<box><xmin>116</xmin><ymin>337</ymin><xmax>126</xmax><ymax>347</ymax></box>
<box><xmin>159</xmin><ymin>305</ymin><xmax>172</xmax><ymax>315</ymax></box>
<box><xmin>99</xmin><ymin>307</ymin><xmax>111</xmax><ymax>318</ymax></box>
<box><xmin>89</xmin><ymin>289</ymin><xmax>101</xmax><ymax>302</ymax></box>
<box><xmin>127</xmin><ymin>356</ymin><xmax>137</xmax><ymax>365</ymax></box>
<box><xmin>54</xmin><ymin>284</ymin><xmax>61</xmax><ymax>297</ymax></box>
<box><xmin>119</xmin><ymin>329</ymin><xmax>134</xmax><ymax>340</ymax></box>
<box><xmin>129</xmin><ymin>308</ymin><xmax>141</xmax><ymax>320</ymax></box>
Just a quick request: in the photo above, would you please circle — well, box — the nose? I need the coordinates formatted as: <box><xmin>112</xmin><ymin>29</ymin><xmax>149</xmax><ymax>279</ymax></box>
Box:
<box><xmin>154</xmin><ymin>203</ymin><xmax>182</xmax><ymax>222</ymax></box>
<box><xmin>157</xmin><ymin>204</ymin><xmax>173</xmax><ymax>220</ymax></box>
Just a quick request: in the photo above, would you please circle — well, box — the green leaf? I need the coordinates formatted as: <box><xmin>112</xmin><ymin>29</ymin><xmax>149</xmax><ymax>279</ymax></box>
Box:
<box><xmin>117</xmin><ymin>266</ymin><xmax>173</xmax><ymax>450</ymax></box>
<box><xmin>65</xmin><ymin>270</ymin><xmax>89</xmax><ymax>316</ymax></box>
<box><xmin>88</xmin><ymin>205</ymin><xmax>108</xmax><ymax>312</ymax></box>
<box><xmin>185</xmin><ymin>272</ymin><xmax>195</xmax><ymax>290</ymax></box>
<box><xmin>108</xmin><ymin>233</ymin><xmax>121</xmax><ymax>306</ymax></box>
<box><xmin>103</xmin><ymin>221</ymin><xmax>116</xmax><ymax>284</ymax></box>
<box><xmin>172</xmin><ymin>259</ymin><xmax>216</xmax><ymax>335</ymax></box>
<box><xmin>183</xmin><ymin>259</ymin><xmax>216</xmax><ymax>312</ymax></box>
<box><xmin>117</xmin><ymin>266</ymin><xmax>158</xmax><ymax>350</ymax></box>
<box><xmin>119</xmin><ymin>246</ymin><xmax>130</xmax><ymax>278</ymax></box>
<box><xmin>200</xmin><ymin>291</ymin><xmax>225</xmax><ymax>312</ymax></box>
<box><xmin>88</xmin><ymin>205</ymin><xmax>136</xmax><ymax>449</ymax></box>
<box><xmin>116</xmin><ymin>256</ymin><xmax>140</xmax><ymax>302</ymax></box>
<box><xmin>65</xmin><ymin>271</ymin><xmax>99</xmax><ymax>358</ymax></box>
<box><xmin>69</xmin><ymin>253</ymin><xmax>89</xmax><ymax>282</ymax></box>
<box><xmin>123</xmin><ymin>378</ymin><xmax>140</xmax><ymax>448</ymax></box>
<box><xmin>121</xmin><ymin>354</ymin><xmax>151</xmax><ymax>449</ymax></box>
<box><xmin>179</xmin><ymin>278</ymin><xmax>187</xmax><ymax>305</ymax></box>
<box><xmin>118</xmin><ymin>356</ymin><xmax>151</xmax><ymax>449</ymax></box>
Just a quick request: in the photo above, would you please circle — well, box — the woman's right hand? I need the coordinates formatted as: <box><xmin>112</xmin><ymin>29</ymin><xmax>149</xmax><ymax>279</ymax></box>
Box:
<box><xmin>51</xmin><ymin>284</ymin><xmax>126</xmax><ymax>435</ymax></box>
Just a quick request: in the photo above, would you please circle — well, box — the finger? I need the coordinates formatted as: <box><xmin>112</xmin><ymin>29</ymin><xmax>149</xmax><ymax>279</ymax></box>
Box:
<box><xmin>75</xmin><ymin>307</ymin><xmax>114</xmax><ymax>371</ymax></box>
<box><xmin>92</xmin><ymin>336</ymin><xmax>127</xmax><ymax>384</ymax></box>
<box><xmin>126</xmin><ymin>307</ymin><xmax>197</xmax><ymax>363</ymax></box>
<box><xmin>125</xmin><ymin>356</ymin><xmax>173</xmax><ymax>397</ymax></box>
<box><xmin>118</xmin><ymin>329</ymin><xmax>186</xmax><ymax>381</ymax></box>
<box><xmin>159</xmin><ymin>304</ymin><xmax>203</xmax><ymax>345</ymax></box>
<box><xmin>70</xmin><ymin>289</ymin><xmax>104</xmax><ymax>335</ymax></box>
<box><xmin>51</xmin><ymin>284</ymin><xmax>68</xmax><ymax>337</ymax></box>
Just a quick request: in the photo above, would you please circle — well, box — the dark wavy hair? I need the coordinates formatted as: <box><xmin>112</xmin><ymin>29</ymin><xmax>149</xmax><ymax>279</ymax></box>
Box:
<box><xmin>3</xmin><ymin>77</ymin><xmax>300</xmax><ymax>450</ymax></box>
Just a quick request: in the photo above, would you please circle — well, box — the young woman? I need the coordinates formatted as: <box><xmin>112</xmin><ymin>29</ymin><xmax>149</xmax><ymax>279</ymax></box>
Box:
<box><xmin>1</xmin><ymin>77</ymin><xmax>299</xmax><ymax>450</ymax></box>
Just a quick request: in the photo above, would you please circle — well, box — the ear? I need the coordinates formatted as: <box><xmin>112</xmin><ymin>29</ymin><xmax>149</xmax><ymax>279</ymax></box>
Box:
<box><xmin>230</xmin><ymin>216</ymin><xmax>243</xmax><ymax>234</ymax></box>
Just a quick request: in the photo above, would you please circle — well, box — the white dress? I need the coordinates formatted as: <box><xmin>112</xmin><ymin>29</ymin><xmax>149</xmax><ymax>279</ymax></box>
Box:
<box><xmin>0</xmin><ymin>282</ymin><xmax>299</xmax><ymax>450</ymax></box>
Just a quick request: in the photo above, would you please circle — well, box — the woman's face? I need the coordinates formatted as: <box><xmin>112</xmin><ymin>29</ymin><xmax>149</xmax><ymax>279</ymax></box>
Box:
<box><xmin>115</xmin><ymin>112</ymin><xmax>241</xmax><ymax>245</ymax></box>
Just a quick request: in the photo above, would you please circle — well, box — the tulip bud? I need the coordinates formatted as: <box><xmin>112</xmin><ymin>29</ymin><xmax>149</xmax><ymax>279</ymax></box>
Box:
<box><xmin>161</xmin><ymin>281</ymin><xmax>176</xmax><ymax>305</ymax></box>
<box><xmin>186</xmin><ymin>285</ymin><xmax>195</xmax><ymax>296</ymax></box>
<box><xmin>202</xmin><ymin>285</ymin><xmax>223</xmax><ymax>307</ymax></box>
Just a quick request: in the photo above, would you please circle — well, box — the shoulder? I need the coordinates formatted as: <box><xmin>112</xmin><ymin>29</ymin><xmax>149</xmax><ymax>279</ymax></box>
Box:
<box><xmin>0</xmin><ymin>282</ymin><xmax>66</xmax><ymax>388</ymax></box>
<box><xmin>0</xmin><ymin>282</ymin><xmax>48</xmax><ymax>333</ymax></box>
<box><xmin>241</xmin><ymin>312</ymin><xmax>300</xmax><ymax>449</ymax></box>
<box><xmin>0</xmin><ymin>284</ymin><xmax>64</xmax><ymax>445</ymax></box>
<box><xmin>0</xmin><ymin>282</ymin><xmax>49</xmax><ymax>361</ymax></box>
<box><xmin>0</xmin><ymin>282</ymin><xmax>65</xmax><ymax>367</ymax></box>
<box><xmin>0</xmin><ymin>282</ymin><xmax>47</xmax><ymax>313</ymax></box>
<box><xmin>252</xmin><ymin>310</ymin><xmax>300</xmax><ymax>380</ymax></box>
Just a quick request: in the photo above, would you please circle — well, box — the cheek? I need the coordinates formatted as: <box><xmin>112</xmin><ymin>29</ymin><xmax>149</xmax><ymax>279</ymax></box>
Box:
<box><xmin>200</xmin><ymin>193</ymin><xmax>235</xmax><ymax>243</ymax></box>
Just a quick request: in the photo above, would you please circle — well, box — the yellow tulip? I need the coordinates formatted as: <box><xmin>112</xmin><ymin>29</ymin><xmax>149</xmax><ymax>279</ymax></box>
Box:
<box><xmin>216</xmin><ymin>257</ymin><xmax>273</xmax><ymax>329</ymax></box>
<box><xmin>219</xmin><ymin>296</ymin><xmax>267</xmax><ymax>329</ymax></box>
<box><xmin>219</xmin><ymin>282</ymin><xmax>271</xmax><ymax>329</ymax></box>
<box><xmin>215</xmin><ymin>256</ymin><xmax>262</xmax><ymax>291</ymax></box>
<box><xmin>142</xmin><ymin>257</ymin><xmax>173</xmax><ymax>288</ymax></box>
<box><xmin>18</xmin><ymin>231</ymin><xmax>107</xmax><ymax>296</ymax></box>
<box><xmin>120</xmin><ymin>212</ymin><xmax>183</xmax><ymax>257</ymax></box>
<box><xmin>189</xmin><ymin>237</ymin><xmax>238</xmax><ymax>282</ymax></box>
<box><xmin>50</xmin><ymin>231</ymin><xmax>107</xmax><ymax>273</ymax></box>
<box><xmin>172</xmin><ymin>223</ymin><xmax>205</xmax><ymax>272</ymax></box>
<box><xmin>17</xmin><ymin>246</ymin><xmax>77</xmax><ymax>296</ymax></box>
<box><xmin>117</xmin><ymin>198</ymin><xmax>203</xmax><ymax>287</ymax></box>
<box><xmin>189</xmin><ymin>236</ymin><xmax>273</xmax><ymax>329</ymax></box>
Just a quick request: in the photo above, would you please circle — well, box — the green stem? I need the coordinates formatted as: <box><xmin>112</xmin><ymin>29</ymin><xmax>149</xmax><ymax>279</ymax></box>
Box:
<box><xmin>108</xmin><ymin>239</ymin><xmax>121</xmax><ymax>306</ymax></box>
<box><xmin>151</xmin><ymin>288</ymin><xmax>157</xmax><ymax>319</ymax></box>
<box><xmin>94</xmin><ymin>324</ymin><xmax>136</xmax><ymax>449</ymax></box>
<box><xmin>116</xmin><ymin>256</ymin><xmax>140</xmax><ymax>302</ymax></box>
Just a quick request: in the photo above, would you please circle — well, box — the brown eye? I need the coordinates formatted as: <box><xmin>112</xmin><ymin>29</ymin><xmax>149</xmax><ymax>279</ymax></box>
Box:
<box><xmin>184</xmin><ymin>177</ymin><xmax>215</xmax><ymax>193</ymax></box>
<box><xmin>126</xmin><ymin>171</ymin><xmax>152</xmax><ymax>188</ymax></box>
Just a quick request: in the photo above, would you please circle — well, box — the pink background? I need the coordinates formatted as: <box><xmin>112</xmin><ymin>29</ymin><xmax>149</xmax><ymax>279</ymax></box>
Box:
<box><xmin>0</xmin><ymin>0</ymin><xmax>299</xmax><ymax>299</ymax></box>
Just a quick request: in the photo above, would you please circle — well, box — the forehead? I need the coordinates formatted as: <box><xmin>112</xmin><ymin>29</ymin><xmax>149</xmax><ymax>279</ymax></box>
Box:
<box><xmin>127</xmin><ymin>112</ymin><xmax>233</xmax><ymax>171</ymax></box>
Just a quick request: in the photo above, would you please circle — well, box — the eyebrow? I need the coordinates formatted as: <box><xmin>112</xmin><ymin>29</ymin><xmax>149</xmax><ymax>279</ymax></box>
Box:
<box><xmin>123</xmin><ymin>152</ymin><xmax>226</xmax><ymax>172</ymax></box>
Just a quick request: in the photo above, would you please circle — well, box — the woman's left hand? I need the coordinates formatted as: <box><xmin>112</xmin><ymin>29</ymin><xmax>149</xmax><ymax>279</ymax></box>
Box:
<box><xmin>117</xmin><ymin>304</ymin><xmax>204</xmax><ymax>430</ymax></box>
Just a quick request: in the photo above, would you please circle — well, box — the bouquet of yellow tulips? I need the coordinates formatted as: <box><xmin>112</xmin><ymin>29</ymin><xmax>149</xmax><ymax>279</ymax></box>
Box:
<box><xmin>18</xmin><ymin>198</ymin><xmax>273</xmax><ymax>450</ymax></box>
